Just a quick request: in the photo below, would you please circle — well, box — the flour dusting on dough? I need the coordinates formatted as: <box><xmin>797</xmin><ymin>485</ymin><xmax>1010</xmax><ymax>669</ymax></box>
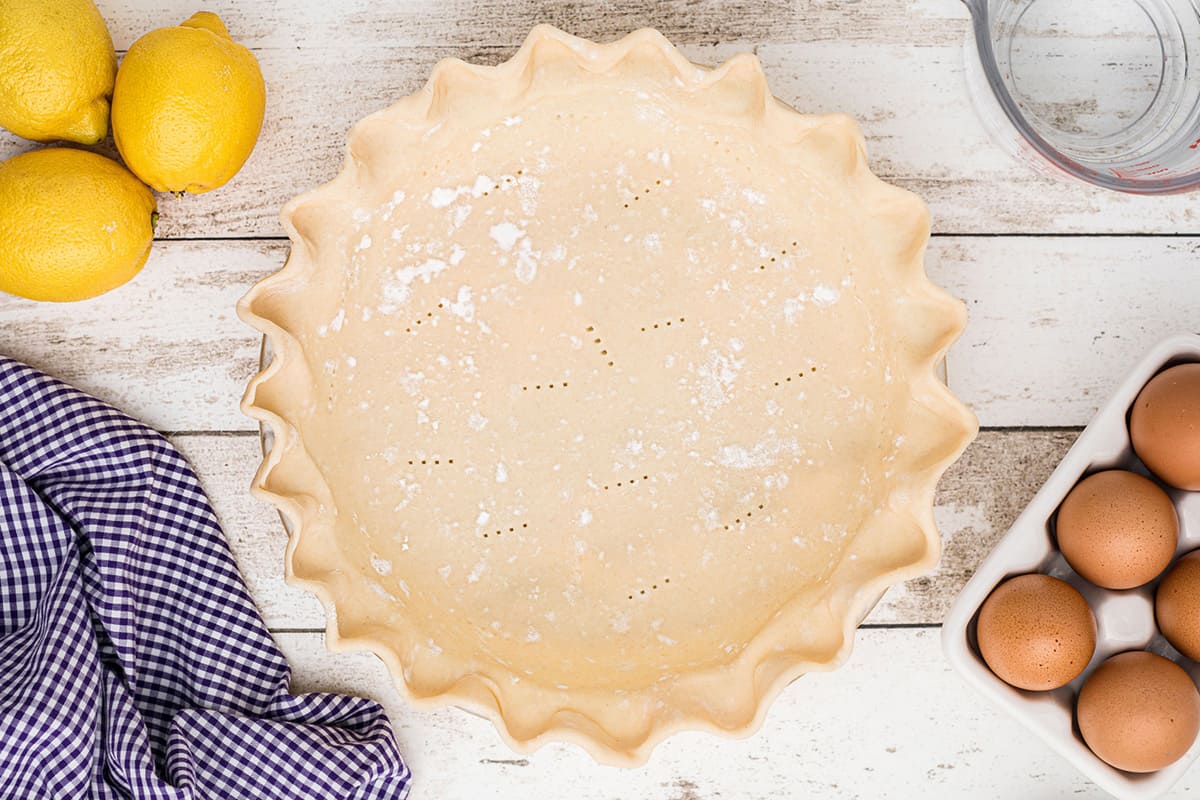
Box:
<box><xmin>715</xmin><ymin>434</ymin><xmax>800</xmax><ymax>470</ymax></box>
<box><xmin>490</xmin><ymin>222</ymin><xmax>525</xmax><ymax>252</ymax></box>
<box><xmin>380</xmin><ymin>259</ymin><xmax>449</xmax><ymax>311</ymax></box>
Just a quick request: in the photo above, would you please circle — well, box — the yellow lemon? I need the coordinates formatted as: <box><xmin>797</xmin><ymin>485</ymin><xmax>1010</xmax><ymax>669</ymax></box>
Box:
<box><xmin>0</xmin><ymin>149</ymin><xmax>157</xmax><ymax>302</ymax></box>
<box><xmin>0</xmin><ymin>0</ymin><xmax>116</xmax><ymax>144</ymax></box>
<box><xmin>112</xmin><ymin>12</ymin><xmax>265</xmax><ymax>194</ymax></box>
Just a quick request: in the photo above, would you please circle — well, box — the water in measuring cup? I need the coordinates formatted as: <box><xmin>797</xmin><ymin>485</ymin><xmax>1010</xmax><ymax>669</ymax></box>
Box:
<box><xmin>982</xmin><ymin>0</ymin><xmax>1200</xmax><ymax>184</ymax></box>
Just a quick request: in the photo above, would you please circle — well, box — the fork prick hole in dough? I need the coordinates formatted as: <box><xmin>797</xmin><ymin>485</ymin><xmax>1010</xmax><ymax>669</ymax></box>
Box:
<box><xmin>640</xmin><ymin>316</ymin><xmax>685</xmax><ymax>332</ymax></box>
<box><xmin>521</xmin><ymin>381</ymin><xmax>570</xmax><ymax>391</ymax></box>
<box><xmin>774</xmin><ymin>367</ymin><xmax>816</xmax><ymax>388</ymax></box>
<box><xmin>623</xmin><ymin>178</ymin><xmax>662</xmax><ymax>208</ymax></box>
<box><xmin>723</xmin><ymin>502</ymin><xmax>768</xmax><ymax>530</ymax></box>
<box><xmin>602</xmin><ymin>474</ymin><xmax>652</xmax><ymax>491</ymax></box>
<box><xmin>628</xmin><ymin>578</ymin><xmax>672</xmax><ymax>600</ymax></box>
<box><xmin>585</xmin><ymin>326</ymin><xmax>615</xmax><ymax>367</ymax></box>
<box><xmin>758</xmin><ymin>243</ymin><xmax>794</xmax><ymax>272</ymax></box>
<box><xmin>406</xmin><ymin>303</ymin><xmax>446</xmax><ymax>332</ymax></box>
<box><xmin>481</xmin><ymin>521</ymin><xmax>528</xmax><ymax>540</ymax></box>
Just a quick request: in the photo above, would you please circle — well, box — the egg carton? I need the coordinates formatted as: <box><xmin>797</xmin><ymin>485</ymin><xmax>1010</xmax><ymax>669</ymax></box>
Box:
<box><xmin>943</xmin><ymin>332</ymin><xmax>1200</xmax><ymax>800</ymax></box>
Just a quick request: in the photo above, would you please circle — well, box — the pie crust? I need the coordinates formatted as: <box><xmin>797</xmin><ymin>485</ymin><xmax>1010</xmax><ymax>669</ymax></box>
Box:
<box><xmin>238</xmin><ymin>25</ymin><xmax>978</xmax><ymax>765</ymax></box>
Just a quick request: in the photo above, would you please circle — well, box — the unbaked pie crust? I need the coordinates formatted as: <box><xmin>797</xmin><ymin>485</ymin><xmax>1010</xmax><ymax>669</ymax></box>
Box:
<box><xmin>238</xmin><ymin>25</ymin><xmax>978</xmax><ymax>765</ymax></box>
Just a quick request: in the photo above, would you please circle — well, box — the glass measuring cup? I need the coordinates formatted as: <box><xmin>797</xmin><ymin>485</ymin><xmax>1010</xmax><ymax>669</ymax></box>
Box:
<box><xmin>963</xmin><ymin>0</ymin><xmax>1200</xmax><ymax>193</ymax></box>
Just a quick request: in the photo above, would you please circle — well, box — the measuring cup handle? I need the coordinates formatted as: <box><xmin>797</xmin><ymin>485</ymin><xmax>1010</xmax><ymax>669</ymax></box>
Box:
<box><xmin>960</xmin><ymin>0</ymin><xmax>983</xmax><ymax>14</ymax></box>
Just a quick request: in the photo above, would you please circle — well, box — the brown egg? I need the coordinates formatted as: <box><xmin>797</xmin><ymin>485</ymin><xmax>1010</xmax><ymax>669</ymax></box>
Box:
<box><xmin>1157</xmin><ymin>551</ymin><xmax>1200</xmax><ymax>662</ymax></box>
<box><xmin>1077</xmin><ymin>651</ymin><xmax>1200</xmax><ymax>772</ymax></box>
<box><xmin>976</xmin><ymin>573</ymin><xmax>1096</xmax><ymax>691</ymax></box>
<box><xmin>1055</xmin><ymin>470</ymin><xmax>1178</xmax><ymax>590</ymax></box>
<box><xmin>1131</xmin><ymin>363</ymin><xmax>1200</xmax><ymax>490</ymax></box>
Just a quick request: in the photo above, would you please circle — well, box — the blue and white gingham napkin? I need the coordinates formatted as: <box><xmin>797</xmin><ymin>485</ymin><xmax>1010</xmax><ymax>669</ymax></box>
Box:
<box><xmin>0</xmin><ymin>356</ymin><xmax>412</xmax><ymax>799</ymax></box>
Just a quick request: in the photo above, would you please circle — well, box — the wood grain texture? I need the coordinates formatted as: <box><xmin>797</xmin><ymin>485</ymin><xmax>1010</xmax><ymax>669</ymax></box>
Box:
<box><xmin>90</xmin><ymin>0</ymin><xmax>970</xmax><ymax>50</ymax></box>
<box><xmin>174</xmin><ymin>429</ymin><xmax>1079</xmax><ymax>631</ymax></box>
<box><xmin>0</xmin><ymin>241</ymin><xmax>277</xmax><ymax>433</ymax></box>
<box><xmin>5</xmin><ymin>2</ymin><xmax>1200</xmax><ymax>235</ymax></box>
<box><xmin>931</xmin><ymin>236</ymin><xmax>1200</xmax><ymax>427</ymax></box>
<box><xmin>3</xmin><ymin>239</ymin><xmax>1191</xmax><ymax>431</ymax></box>
<box><xmin>277</xmin><ymin>626</ymin><xmax>1196</xmax><ymax>798</ymax></box>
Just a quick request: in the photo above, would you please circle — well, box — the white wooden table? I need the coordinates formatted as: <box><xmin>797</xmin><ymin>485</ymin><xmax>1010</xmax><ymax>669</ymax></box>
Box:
<box><xmin>3</xmin><ymin>1</ymin><xmax>1199</xmax><ymax>797</ymax></box>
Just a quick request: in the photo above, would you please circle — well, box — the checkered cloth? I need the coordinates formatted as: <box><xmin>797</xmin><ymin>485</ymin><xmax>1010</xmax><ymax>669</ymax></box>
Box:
<box><xmin>0</xmin><ymin>356</ymin><xmax>412</xmax><ymax>799</ymax></box>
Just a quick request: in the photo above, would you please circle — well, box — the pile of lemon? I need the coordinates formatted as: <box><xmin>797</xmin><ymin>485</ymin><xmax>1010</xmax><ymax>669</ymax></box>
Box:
<box><xmin>0</xmin><ymin>1</ymin><xmax>265</xmax><ymax>301</ymax></box>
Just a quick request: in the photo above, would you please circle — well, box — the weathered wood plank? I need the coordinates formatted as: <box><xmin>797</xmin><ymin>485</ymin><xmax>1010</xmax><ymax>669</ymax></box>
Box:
<box><xmin>4</xmin><ymin>19</ymin><xmax>1200</xmax><ymax>235</ymax></box>
<box><xmin>931</xmin><ymin>236</ymin><xmax>1200</xmax><ymax>427</ymax></box>
<box><xmin>174</xmin><ymin>429</ymin><xmax>1079</xmax><ymax>631</ymax></box>
<box><xmin>278</xmin><ymin>626</ymin><xmax>1187</xmax><ymax>798</ymax></box>
<box><xmin>93</xmin><ymin>0</ymin><xmax>969</xmax><ymax>50</ymax></box>
<box><xmin>3</xmin><ymin>239</ymin><xmax>1190</xmax><ymax>431</ymax></box>
<box><xmin>0</xmin><ymin>241</ymin><xmax>278</xmax><ymax>433</ymax></box>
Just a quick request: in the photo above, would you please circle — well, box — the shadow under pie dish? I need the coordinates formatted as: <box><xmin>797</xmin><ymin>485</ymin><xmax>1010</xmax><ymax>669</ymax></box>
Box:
<box><xmin>237</xmin><ymin>25</ymin><xmax>978</xmax><ymax>765</ymax></box>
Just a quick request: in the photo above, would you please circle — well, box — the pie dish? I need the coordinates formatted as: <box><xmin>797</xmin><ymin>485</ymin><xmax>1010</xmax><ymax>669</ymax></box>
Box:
<box><xmin>238</xmin><ymin>25</ymin><xmax>978</xmax><ymax>765</ymax></box>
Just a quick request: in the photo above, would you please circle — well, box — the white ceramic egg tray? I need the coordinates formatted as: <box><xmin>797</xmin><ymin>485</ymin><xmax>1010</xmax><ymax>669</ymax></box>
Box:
<box><xmin>943</xmin><ymin>332</ymin><xmax>1200</xmax><ymax>800</ymax></box>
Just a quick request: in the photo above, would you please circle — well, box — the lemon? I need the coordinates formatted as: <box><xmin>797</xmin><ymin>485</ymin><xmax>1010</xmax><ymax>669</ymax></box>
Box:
<box><xmin>112</xmin><ymin>12</ymin><xmax>265</xmax><ymax>194</ymax></box>
<box><xmin>0</xmin><ymin>149</ymin><xmax>157</xmax><ymax>302</ymax></box>
<box><xmin>0</xmin><ymin>0</ymin><xmax>117</xmax><ymax>144</ymax></box>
